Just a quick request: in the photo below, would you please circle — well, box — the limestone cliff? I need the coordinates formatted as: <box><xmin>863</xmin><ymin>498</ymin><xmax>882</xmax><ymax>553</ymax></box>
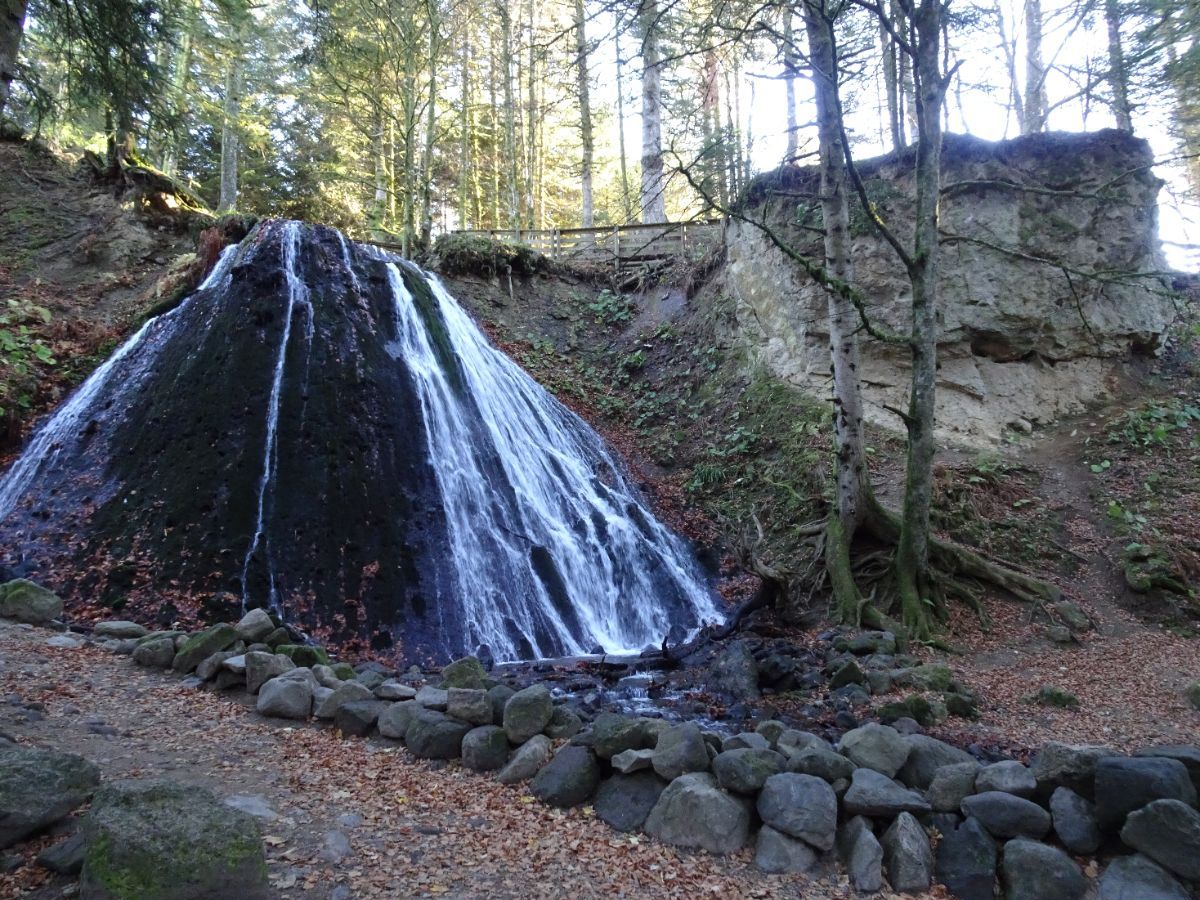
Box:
<box><xmin>725</xmin><ymin>130</ymin><xmax>1175</xmax><ymax>445</ymax></box>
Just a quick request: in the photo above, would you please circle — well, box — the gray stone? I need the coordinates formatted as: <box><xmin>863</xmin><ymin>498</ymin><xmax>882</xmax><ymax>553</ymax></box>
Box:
<box><xmin>462</xmin><ymin>726</ymin><xmax>510</xmax><ymax>771</ymax></box>
<box><xmin>544</xmin><ymin>705</ymin><xmax>583</xmax><ymax>739</ymax></box>
<box><xmin>315</xmin><ymin>680</ymin><xmax>376</xmax><ymax>720</ymax></box>
<box><xmin>1032</xmin><ymin>741</ymin><xmax>1115</xmax><ymax>796</ymax></box>
<box><xmin>757</xmin><ymin>773</ymin><xmax>837</xmax><ymax>851</ymax></box>
<box><xmin>1120</xmin><ymin>798</ymin><xmax>1200</xmax><ymax>880</ymax></box>
<box><xmin>976</xmin><ymin>760</ymin><xmax>1037</xmax><ymax>798</ymax></box>
<box><xmin>830</xmin><ymin>658</ymin><xmax>866</xmax><ymax>689</ymax></box>
<box><xmin>898</xmin><ymin>735</ymin><xmax>976</xmax><ymax>789</ymax></box>
<box><xmin>223</xmin><ymin>795</ymin><xmax>278</xmax><ymax>821</ymax></box>
<box><xmin>234</xmin><ymin>608</ymin><xmax>275</xmax><ymax>643</ymax></box>
<box><xmin>375</xmin><ymin>681</ymin><xmax>418</xmax><ymax>701</ymax></box>
<box><xmin>962</xmin><ymin>792</ymin><xmax>1051</xmax><ymax>839</ymax></box>
<box><xmin>837</xmin><ymin>815</ymin><xmax>884</xmax><ymax>892</ymax></box>
<box><xmin>843</xmin><ymin>767</ymin><xmax>932</xmax><ymax>817</ymax></box>
<box><xmin>0</xmin><ymin>747</ymin><xmax>100</xmax><ymax>848</ymax></box>
<box><xmin>834</xmin><ymin>630</ymin><xmax>897</xmax><ymax>655</ymax></box>
<box><xmin>497</xmin><ymin>735</ymin><xmax>552</xmax><ymax>784</ymax></box>
<box><xmin>652</xmin><ymin>723</ymin><xmax>711</xmax><ymax>781</ymax></box>
<box><xmin>1001</xmin><ymin>838</ymin><xmax>1086</xmax><ymax>900</ymax></box>
<box><xmin>256</xmin><ymin>676</ymin><xmax>312</xmax><ymax>720</ymax></box>
<box><xmin>722</xmin><ymin>732</ymin><xmax>769</xmax><ymax>752</ymax></box>
<box><xmin>311</xmin><ymin>665</ymin><xmax>340</xmax><ymax>689</ymax></box>
<box><xmin>776</xmin><ymin>729</ymin><xmax>831</xmax><ymax>756</ymax></box>
<box><xmin>221</xmin><ymin>654</ymin><xmax>247</xmax><ymax>676</ymax></box>
<box><xmin>354</xmin><ymin>669</ymin><xmax>387</xmax><ymax>691</ymax></box>
<box><xmin>1095</xmin><ymin>756</ymin><xmax>1197</xmax><ymax>831</ymax></box>
<box><xmin>591</xmin><ymin>713</ymin><xmax>654</xmax><ymax>759</ymax></box>
<box><xmin>644</xmin><ymin>772</ymin><xmax>751</xmax><ymax>854</ymax></box>
<box><xmin>755</xmin><ymin>720</ymin><xmax>787</xmax><ymax>745</ymax></box>
<box><xmin>707</xmin><ymin>640</ymin><xmax>759</xmax><ymax>700</ymax></box>
<box><xmin>503</xmin><ymin>684</ymin><xmax>554</xmax><ymax>744</ymax></box>
<box><xmin>928</xmin><ymin>761</ymin><xmax>983</xmax><ymax>812</ymax></box>
<box><xmin>593</xmin><ymin>773</ymin><xmax>665</xmax><ymax>832</ymax></box>
<box><xmin>172</xmin><ymin>624</ymin><xmax>238</xmax><ymax>673</ymax></box>
<box><xmin>415</xmin><ymin>685</ymin><xmax>449</xmax><ymax>711</ymax></box>
<box><xmin>712</xmin><ymin>748</ymin><xmax>785</xmax><ymax>795</ymax></box>
<box><xmin>1098</xmin><ymin>853</ymin><xmax>1191</xmax><ymax>900</ymax></box>
<box><xmin>79</xmin><ymin>779</ymin><xmax>268</xmax><ymax>899</ymax></box>
<box><xmin>530</xmin><ymin>746</ymin><xmax>600</xmax><ymax>808</ymax></box>
<box><xmin>195</xmin><ymin>650</ymin><xmax>239</xmax><ymax>682</ymax></box>
<box><xmin>320</xmin><ymin>830</ymin><xmax>352</xmax><ymax>864</ymax></box>
<box><xmin>406</xmin><ymin>708</ymin><xmax>471</xmax><ymax>759</ymax></box>
<box><xmin>0</xmin><ymin>579</ymin><xmax>62</xmax><ymax>625</ymax></box>
<box><xmin>439</xmin><ymin>656</ymin><xmax>487</xmax><ymax>689</ymax></box>
<box><xmin>786</xmin><ymin>746</ymin><xmax>857</xmax><ymax>783</ymax></box>
<box><xmin>46</xmin><ymin>634</ymin><xmax>83</xmax><ymax>649</ymax></box>
<box><xmin>446</xmin><ymin>688</ymin><xmax>492</xmax><ymax>725</ymax></box>
<box><xmin>486</xmin><ymin>685</ymin><xmax>515</xmax><ymax>726</ymax></box>
<box><xmin>93</xmin><ymin>621</ymin><xmax>147</xmax><ymax>640</ymax></box>
<box><xmin>755</xmin><ymin>825</ymin><xmax>818</xmax><ymax>874</ymax></box>
<box><xmin>838</xmin><ymin>723</ymin><xmax>911</xmax><ymax>778</ymax></box>
<box><xmin>1135</xmin><ymin>745</ymin><xmax>1200</xmax><ymax>796</ymax></box>
<box><xmin>36</xmin><ymin>831</ymin><xmax>86</xmax><ymax>875</ymax></box>
<box><xmin>611</xmin><ymin>748</ymin><xmax>655</xmax><ymax>774</ymax></box>
<box><xmin>882</xmin><ymin>812</ymin><xmax>933</xmax><ymax>893</ymax></box>
<box><xmin>245</xmin><ymin>651</ymin><xmax>295</xmax><ymax>694</ymax></box>
<box><xmin>131</xmin><ymin>636</ymin><xmax>176</xmax><ymax>669</ymax></box>
<box><xmin>1049</xmin><ymin>786</ymin><xmax>1101</xmax><ymax>854</ymax></box>
<box><xmin>334</xmin><ymin>700</ymin><xmax>387</xmax><ymax>736</ymax></box>
<box><xmin>377</xmin><ymin>700</ymin><xmax>419</xmax><ymax>740</ymax></box>
<box><xmin>935</xmin><ymin>815</ymin><xmax>997</xmax><ymax>900</ymax></box>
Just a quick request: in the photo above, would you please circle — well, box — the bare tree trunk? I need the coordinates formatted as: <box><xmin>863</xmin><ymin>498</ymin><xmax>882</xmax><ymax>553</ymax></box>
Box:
<box><xmin>615</xmin><ymin>23</ymin><xmax>633</xmax><ymax>223</ymax></box>
<box><xmin>459</xmin><ymin>38</ymin><xmax>472</xmax><ymax>229</ymax></box>
<box><xmin>0</xmin><ymin>0</ymin><xmax>26</xmax><ymax>121</ymax></box>
<box><xmin>1023</xmin><ymin>0</ymin><xmax>1047</xmax><ymax>133</ymax></box>
<box><xmin>420</xmin><ymin>0</ymin><xmax>439</xmax><ymax>247</ymax></box>
<box><xmin>701</xmin><ymin>46</ymin><xmax>726</xmax><ymax>207</ymax></box>
<box><xmin>160</xmin><ymin>0</ymin><xmax>197</xmax><ymax>177</ymax></box>
<box><xmin>524</xmin><ymin>0</ymin><xmax>538</xmax><ymax>228</ymax></box>
<box><xmin>372</xmin><ymin>101</ymin><xmax>387</xmax><ymax>238</ymax></box>
<box><xmin>1105</xmin><ymin>0</ymin><xmax>1132</xmax><ymax>131</ymax></box>
<box><xmin>993</xmin><ymin>1</ymin><xmax>1024</xmax><ymax>134</ymax></box>
<box><xmin>784</xmin><ymin>7</ymin><xmax>799</xmax><ymax>161</ymax></box>
<box><xmin>218</xmin><ymin>50</ymin><xmax>243</xmax><ymax>212</ymax></box>
<box><xmin>574</xmin><ymin>0</ymin><xmax>594</xmax><ymax>228</ymax></box>
<box><xmin>638</xmin><ymin>0</ymin><xmax>666</xmax><ymax>224</ymax></box>
<box><xmin>488</xmin><ymin>31</ymin><xmax>501</xmax><ymax>228</ymax></box>
<box><xmin>499</xmin><ymin>0</ymin><xmax>521</xmax><ymax>230</ymax></box>
<box><xmin>880</xmin><ymin>10</ymin><xmax>904</xmax><ymax>149</ymax></box>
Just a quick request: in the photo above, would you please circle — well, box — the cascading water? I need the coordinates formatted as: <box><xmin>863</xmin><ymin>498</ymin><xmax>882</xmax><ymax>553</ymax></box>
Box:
<box><xmin>0</xmin><ymin>220</ymin><xmax>720</xmax><ymax>662</ymax></box>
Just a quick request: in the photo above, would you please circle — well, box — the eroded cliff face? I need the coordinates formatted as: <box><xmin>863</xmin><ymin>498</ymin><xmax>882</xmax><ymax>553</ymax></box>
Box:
<box><xmin>725</xmin><ymin>129</ymin><xmax>1175</xmax><ymax>445</ymax></box>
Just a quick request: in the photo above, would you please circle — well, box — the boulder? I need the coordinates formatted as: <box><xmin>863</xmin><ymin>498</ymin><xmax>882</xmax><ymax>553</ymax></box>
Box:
<box><xmin>314</xmin><ymin>680</ymin><xmax>376</xmax><ymax>720</ymax></box>
<box><xmin>274</xmin><ymin>644</ymin><xmax>329</xmax><ymax>668</ymax></box>
<box><xmin>1134</xmin><ymin>745</ymin><xmax>1200</xmax><ymax>796</ymax></box>
<box><xmin>461</xmin><ymin>726</ymin><xmax>510</xmax><ymax>771</ymax></box>
<box><xmin>131</xmin><ymin>636</ymin><xmax>176</xmax><ymax>669</ymax></box>
<box><xmin>310</xmin><ymin>664</ymin><xmax>340</xmax><ymax>689</ymax></box>
<box><xmin>245</xmin><ymin>651</ymin><xmax>295</xmax><ymax>694</ymax></box>
<box><xmin>1032</xmin><ymin>742</ymin><xmax>1114</xmax><ymax>796</ymax></box>
<box><xmin>0</xmin><ymin>579</ymin><xmax>62</xmax><ymax>625</ymax></box>
<box><xmin>1000</xmin><ymin>838</ymin><xmax>1086</xmax><ymax>900</ymax></box>
<box><xmin>406</xmin><ymin>708</ymin><xmax>471</xmax><ymax>760</ymax></box>
<box><xmin>415</xmin><ymin>686</ymin><xmax>449</xmax><ymax>711</ymax></box>
<box><xmin>497</xmin><ymin>735</ymin><xmax>552</xmax><ymax>784</ymax></box>
<box><xmin>439</xmin><ymin>656</ymin><xmax>487</xmax><ymax>690</ymax></box>
<box><xmin>334</xmin><ymin>700</ymin><xmax>387</xmax><ymax>737</ymax></box>
<box><xmin>377</xmin><ymin>700</ymin><xmax>419</xmax><ymax>740</ymax></box>
<box><xmin>755</xmin><ymin>825</ymin><xmax>818</xmax><ymax>874</ymax></box>
<box><xmin>786</xmin><ymin>747</ymin><xmax>857</xmax><ymax>783</ymax></box>
<box><xmin>935</xmin><ymin>815</ymin><xmax>997</xmax><ymax>900</ymax></box>
<box><xmin>1098</xmin><ymin>853</ymin><xmax>1191</xmax><ymax>900</ymax></box>
<box><xmin>1095</xmin><ymin>757</ymin><xmax>1196</xmax><ymax>831</ymax></box>
<box><xmin>644</xmin><ymin>772</ymin><xmax>751</xmax><ymax>854</ymax></box>
<box><xmin>255</xmin><ymin>676</ymin><xmax>312</xmax><ymax>720</ymax></box>
<box><xmin>754</xmin><ymin>720</ymin><xmax>787</xmax><ymax>745</ymax></box>
<box><xmin>503</xmin><ymin>684</ymin><xmax>554</xmax><ymax>744</ymax></box>
<box><xmin>882</xmin><ymin>812</ymin><xmax>933</xmax><ymax>893</ymax></box>
<box><xmin>928</xmin><ymin>761</ymin><xmax>983</xmax><ymax>812</ymax></box>
<box><xmin>652</xmin><ymin>723</ymin><xmax>711</xmax><ymax>781</ymax></box>
<box><xmin>172</xmin><ymin>625</ymin><xmax>238</xmax><ymax>673</ymax></box>
<box><xmin>0</xmin><ymin>747</ymin><xmax>100</xmax><ymax>848</ymax></box>
<box><xmin>593</xmin><ymin>773</ymin><xmax>665</xmax><ymax>832</ymax></box>
<box><xmin>776</xmin><ymin>730</ymin><xmax>831</xmax><ymax>755</ymax></box>
<box><xmin>195</xmin><ymin>650</ymin><xmax>239</xmax><ymax>682</ymax></box>
<box><xmin>962</xmin><ymin>792</ymin><xmax>1051</xmax><ymax>839</ymax></box>
<box><xmin>843</xmin><ymin>767</ymin><xmax>932</xmax><ymax>817</ymax></box>
<box><xmin>354</xmin><ymin>669</ymin><xmax>388</xmax><ymax>691</ymax></box>
<box><xmin>712</xmin><ymin>748</ymin><xmax>785</xmax><ymax>795</ymax></box>
<box><xmin>1119</xmin><ymin>798</ymin><xmax>1200</xmax><ymax>880</ymax></box>
<box><xmin>544</xmin><ymin>706</ymin><xmax>583</xmax><ymax>739</ymax></box>
<box><xmin>79</xmin><ymin>779</ymin><xmax>268</xmax><ymax>900</ymax></box>
<box><xmin>591</xmin><ymin>713</ymin><xmax>654</xmax><ymax>760</ymax></box>
<box><xmin>707</xmin><ymin>640</ymin><xmax>759</xmax><ymax>700</ymax></box>
<box><xmin>486</xmin><ymin>685</ymin><xmax>515</xmax><ymax>725</ymax></box>
<box><xmin>93</xmin><ymin>621</ymin><xmax>147</xmax><ymax>640</ymax></box>
<box><xmin>611</xmin><ymin>748</ymin><xmax>655</xmax><ymax>774</ymax></box>
<box><xmin>233</xmin><ymin>608</ymin><xmax>275</xmax><ymax>643</ymax></box>
<box><xmin>899</xmin><ymin>735</ymin><xmax>976</xmax><ymax>790</ymax></box>
<box><xmin>529</xmin><ymin>746</ymin><xmax>600</xmax><ymax>808</ymax></box>
<box><xmin>1049</xmin><ymin>786</ymin><xmax>1101</xmax><ymax>854</ymax></box>
<box><xmin>375</xmin><ymin>681</ymin><xmax>418</xmax><ymax>701</ymax></box>
<box><xmin>722</xmin><ymin>732</ymin><xmax>770</xmax><ymax>752</ymax></box>
<box><xmin>834</xmin><ymin>630</ymin><xmax>897</xmax><ymax>655</ymax></box>
<box><xmin>838</xmin><ymin>723</ymin><xmax>911</xmax><ymax>778</ymax></box>
<box><xmin>976</xmin><ymin>760</ymin><xmax>1037</xmax><ymax>798</ymax></box>
<box><xmin>837</xmin><ymin>815</ymin><xmax>884</xmax><ymax>892</ymax></box>
<box><xmin>446</xmin><ymin>688</ymin><xmax>492</xmax><ymax>726</ymax></box>
<box><xmin>37</xmin><ymin>830</ymin><xmax>87</xmax><ymax>875</ymax></box>
<box><xmin>757</xmin><ymin>773</ymin><xmax>838</xmax><ymax>851</ymax></box>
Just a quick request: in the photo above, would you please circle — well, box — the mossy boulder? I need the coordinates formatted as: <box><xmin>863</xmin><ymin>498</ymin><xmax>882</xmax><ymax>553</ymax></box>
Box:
<box><xmin>275</xmin><ymin>644</ymin><xmax>329</xmax><ymax>668</ymax></box>
<box><xmin>331</xmin><ymin>662</ymin><xmax>356</xmax><ymax>681</ymax></box>
<box><xmin>896</xmin><ymin>664</ymin><xmax>958</xmax><ymax>692</ymax></box>
<box><xmin>172</xmin><ymin>624</ymin><xmax>238</xmax><ymax>673</ymax></box>
<box><xmin>0</xmin><ymin>746</ymin><xmax>100</xmax><ymax>848</ymax></box>
<box><xmin>0</xmin><ymin>579</ymin><xmax>63</xmax><ymax>625</ymax></box>
<box><xmin>1032</xmin><ymin>685</ymin><xmax>1079</xmax><ymax>709</ymax></box>
<box><xmin>439</xmin><ymin>656</ymin><xmax>487</xmax><ymax>690</ymax></box>
<box><xmin>878</xmin><ymin>695</ymin><xmax>944</xmax><ymax>728</ymax></box>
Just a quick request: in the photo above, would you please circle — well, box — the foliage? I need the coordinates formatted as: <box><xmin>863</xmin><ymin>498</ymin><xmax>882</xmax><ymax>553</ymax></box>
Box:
<box><xmin>0</xmin><ymin>297</ymin><xmax>55</xmax><ymax>418</ymax></box>
<box><xmin>431</xmin><ymin>233</ymin><xmax>548</xmax><ymax>279</ymax></box>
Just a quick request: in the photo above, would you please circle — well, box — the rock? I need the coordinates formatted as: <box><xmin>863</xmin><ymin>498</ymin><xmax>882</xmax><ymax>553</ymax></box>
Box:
<box><xmin>221</xmin><ymin>654</ymin><xmax>247</xmax><ymax>676</ymax></box>
<box><xmin>1095</xmin><ymin>756</ymin><xmax>1196</xmax><ymax>831</ymax></box>
<box><xmin>256</xmin><ymin>676</ymin><xmax>313</xmax><ymax>720</ymax></box>
<box><xmin>898</xmin><ymin>735</ymin><xmax>976</xmax><ymax>789</ymax></box>
<box><xmin>0</xmin><ymin>747</ymin><xmax>100</xmax><ymax>848</ymax></box>
<box><xmin>1119</xmin><ymin>798</ymin><xmax>1200</xmax><ymax>880</ymax></box>
<box><xmin>708</xmin><ymin>640</ymin><xmax>759</xmax><ymax>700</ymax></box>
<box><xmin>610</xmin><ymin>748</ymin><xmax>654</xmax><ymax>774</ymax></box>
<box><xmin>530</xmin><ymin>746</ymin><xmax>600</xmax><ymax>808</ymax></box>
<box><xmin>1098</xmin><ymin>853</ymin><xmax>1192</xmax><ymax>900</ymax></box>
<box><xmin>1033</xmin><ymin>741</ymin><xmax>1115</xmax><ymax>796</ymax></box>
<box><xmin>354</xmin><ymin>669</ymin><xmax>388</xmax><ymax>691</ymax></box>
<box><xmin>375</xmin><ymin>681</ymin><xmax>418</xmax><ymax>701</ymax></box>
<box><xmin>79</xmin><ymin>779</ymin><xmax>268</xmax><ymax>900</ymax></box>
<box><xmin>223</xmin><ymin>795</ymin><xmax>277</xmax><ymax>821</ymax></box>
<box><xmin>334</xmin><ymin>700</ymin><xmax>387</xmax><ymax>737</ymax></box>
<box><xmin>722</xmin><ymin>732</ymin><xmax>770</xmax><ymax>752</ymax></box>
<box><xmin>315</xmin><ymin>679</ymin><xmax>375</xmax><ymax>719</ymax></box>
<box><xmin>1134</xmin><ymin>745</ymin><xmax>1200</xmax><ymax>796</ymax></box>
<box><xmin>928</xmin><ymin>761</ymin><xmax>983</xmax><ymax>812</ymax></box>
<box><xmin>830</xmin><ymin>658</ymin><xmax>866</xmax><ymax>689</ymax></box>
<box><xmin>275</xmin><ymin>644</ymin><xmax>329</xmax><ymax>668</ymax></box>
<box><xmin>757</xmin><ymin>773</ymin><xmax>837</xmax><ymax>851</ymax></box>
<box><xmin>233</xmin><ymin>608</ymin><xmax>275</xmax><ymax>643</ymax></box>
<box><xmin>486</xmin><ymin>685</ymin><xmax>514</xmax><ymax>725</ymax></box>
<box><xmin>131</xmin><ymin>636</ymin><xmax>176</xmax><ymax>669</ymax></box>
<box><xmin>544</xmin><ymin>705</ymin><xmax>583</xmax><ymax>739</ymax></box>
<box><xmin>652</xmin><ymin>724</ymin><xmax>711</xmax><ymax>781</ymax></box>
<box><xmin>838</xmin><ymin>723</ymin><xmax>911</xmax><ymax>778</ymax></box>
<box><xmin>593</xmin><ymin>773</ymin><xmax>665</xmax><ymax>832</ymax></box>
<box><xmin>591</xmin><ymin>713</ymin><xmax>654</xmax><ymax>759</ymax></box>
<box><xmin>1187</xmin><ymin>682</ymin><xmax>1200</xmax><ymax>712</ymax></box>
<box><xmin>196</xmin><ymin>650</ymin><xmax>239</xmax><ymax>682</ymax></box>
<box><xmin>320</xmin><ymin>830</ymin><xmax>352</xmax><ymax>864</ymax></box>
<box><xmin>962</xmin><ymin>792</ymin><xmax>1051</xmax><ymax>839</ymax></box>
<box><xmin>262</xmin><ymin>626</ymin><xmax>290</xmax><ymax>648</ymax></box>
<box><xmin>93</xmin><ymin>621</ymin><xmax>147</xmax><ymax>640</ymax></box>
<box><xmin>439</xmin><ymin>656</ymin><xmax>487</xmax><ymax>689</ymax></box>
<box><xmin>406</xmin><ymin>708</ymin><xmax>472</xmax><ymax>760</ymax></box>
<box><xmin>45</xmin><ymin>634</ymin><xmax>83</xmax><ymax>649</ymax></box>
<box><xmin>834</xmin><ymin>630</ymin><xmax>897</xmax><ymax>655</ymax></box>
<box><xmin>101</xmin><ymin>638</ymin><xmax>138</xmax><ymax>655</ymax></box>
<box><xmin>882</xmin><ymin>812</ymin><xmax>933</xmax><ymax>893</ymax></box>
<box><xmin>895</xmin><ymin>663</ymin><xmax>957</xmax><ymax>692</ymax></box>
<box><xmin>461</xmin><ymin>726</ymin><xmax>510</xmax><ymax>771</ymax></box>
<box><xmin>879</xmin><ymin>694</ymin><xmax>944</xmax><ymax>727</ymax></box>
<box><xmin>503</xmin><ymin>684</ymin><xmax>554</xmax><ymax>744</ymax></box>
<box><xmin>0</xmin><ymin>579</ymin><xmax>62</xmax><ymax>625</ymax></box>
<box><xmin>712</xmin><ymin>748</ymin><xmax>785</xmax><ymax>795</ymax></box>
<box><xmin>415</xmin><ymin>686</ymin><xmax>449</xmax><ymax>711</ymax></box>
<box><xmin>1033</xmin><ymin>684</ymin><xmax>1079</xmax><ymax>708</ymax></box>
<box><xmin>785</xmin><ymin>746</ymin><xmax>857</xmax><ymax>783</ymax></box>
<box><xmin>644</xmin><ymin>772</ymin><xmax>751</xmax><ymax>854</ymax></box>
<box><xmin>866</xmin><ymin>670</ymin><xmax>894</xmax><ymax>696</ymax></box>
<box><xmin>776</xmin><ymin>729</ymin><xmax>831</xmax><ymax>755</ymax></box>
<box><xmin>976</xmin><ymin>760</ymin><xmax>1037</xmax><ymax>798</ymax></box>
<box><xmin>755</xmin><ymin>825</ymin><xmax>818</xmax><ymax>874</ymax></box>
<box><xmin>497</xmin><ymin>735</ymin><xmax>552</xmax><ymax>784</ymax></box>
<box><xmin>172</xmin><ymin>624</ymin><xmax>238</xmax><ymax>673</ymax></box>
<box><xmin>245</xmin><ymin>651</ymin><xmax>295</xmax><ymax>694</ymax></box>
<box><xmin>843</xmin><ymin>767</ymin><xmax>931</xmax><ymax>817</ymax></box>
<box><xmin>935</xmin><ymin>815</ymin><xmax>997</xmax><ymax>900</ymax></box>
<box><xmin>1049</xmin><ymin>786</ymin><xmax>1101</xmax><ymax>854</ymax></box>
<box><xmin>446</xmin><ymin>688</ymin><xmax>492</xmax><ymax>726</ymax></box>
<box><xmin>1000</xmin><ymin>838</ymin><xmax>1086</xmax><ymax>900</ymax></box>
<box><xmin>837</xmin><ymin>815</ymin><xmax>884</xmax><ymax>892</ymax></box>
<box><xmin>310</xmin><ymin>664</ymin><xmax>340</xmax><ymax>689</ymax></box>
<box><xmin>377</xmin><ymin>700</ymin><xmax>419</xmax><ymax>740</ymax></box>
<box><xmin>330</xmin><ymin>662</ymin><xmax>356</xmax><ymax>681</ymax></box>
<box><xmin>37</xmin><ymin>831</ymin><xmax>86</xmax><ymax>875</ymax></box>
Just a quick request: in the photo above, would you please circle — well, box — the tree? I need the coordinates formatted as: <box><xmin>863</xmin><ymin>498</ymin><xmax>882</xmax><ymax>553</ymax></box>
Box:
<box><xmin>1105</xmin><ymin>0</ymin><xmax>1132</xmax><ymax>130</ymax></box>
<box><xmin>574</xmin><ymin>0</ymin><xmax>594</xmax><ymax>227</ymax></box>
<box><xmin>638</xmin><ymin>0</ymin><xmax>666</xmax><ymax>223</ymax></box>
<box><xmin>0</xmin><ymin>0</ymin><xmax>29</xmax><ymax>119</ymax></box>
<box><xmin>216</xmin><ymin>0</ymin><xmax>253</xmax><ymax>212</ymax></box>
<box><xmin>1023</xmin><ymin>0</ymin><xmax>1046</xmax><ymax>133</ymax></box>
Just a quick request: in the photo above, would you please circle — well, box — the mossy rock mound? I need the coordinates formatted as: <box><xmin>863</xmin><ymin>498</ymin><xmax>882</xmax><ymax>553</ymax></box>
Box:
<box><xmin>0</xmin><ymin>579</ymin><xmax>63</xmax><ymax>625</ymax></box>
<box><xmin>80</xmin><ymin>779</ymin><xmax>268</xmax><ymax>900</ymax></box>
<box><xmin>440</xmin><ymin>655</ymin><xmax>486</xmax><ymax>690</ymax></box>
<box><xmin>431</xmin><ymin>232</ymin><xmax>550</xmax><ymax>279</ymax></box>
<box><xmin>275</xmin><ymin>644</ymin><xmax>330</xmax><ymax>668</ymax></box>
<box><xmin>0</xmin><ymin>746</ymin><xmax>100</xmax><ymax>848</ymax></box>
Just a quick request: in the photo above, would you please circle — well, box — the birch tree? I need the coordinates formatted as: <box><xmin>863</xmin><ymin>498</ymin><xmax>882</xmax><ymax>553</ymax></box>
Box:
<box><xmin>574</xmin><ymin>0</ymin><xmax>594</xmax><ymax>227</ymax></box>
<box><xmin>638</xmin><ymin>0</ymin><xmax>667</xmax><ymax>223</ymax></box>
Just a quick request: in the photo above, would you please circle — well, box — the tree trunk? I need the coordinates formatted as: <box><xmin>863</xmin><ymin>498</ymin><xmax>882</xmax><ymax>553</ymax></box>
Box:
<box><xmin>372</xmin><ymin>101</ymin><xmax>387</xmax><ymax>239</ymax></box>
<box><xmin>574</xmin><ymin>0</ymin><xmax>594</xmax><ymax>228</ymax></box>
<box><xmin>615</xmin><ymin>23</ymin><xmax>633</xmax><ymax>223</ymax></box>
<box><xmin>459</xmin><ymin>38</ymin><xmax>473</xmax><ymax>229</ymax></box>
<box><xmin>160</xmin><ymin>0</ymin><xmax>197</xmax><ymax>177</ymax></box>
<box><xmin>218</xmin><ymin>45</ymin><xmax>244</xmax><ymax>212</ymax></box>
<box><xmin>701</xmin><ymin>46</ymin><xmax>726</xmax><ymax>207</ymax></box>
<box><xmin>419</xmin><ymin>0</ymin><xmax>439</xmax><ymax>248</ymax></box>
<box><xmin>1023</xmin><ymin>0</ymin><xmax>1046</xmax><ymax>133</ymax></box>
<box><xmin>0</xmin><ymin>0</ymin><xmax>27</xmax><ymax>121</ymax></box>
<box><xmin>784</xmin><ymin>8</ymin><xmax>799</xmax><ymax>161</ymax></box>
<box><xmin>993</xmin><ymin>0</ymin><xmax>1024</xmax><ymax>134</ymax></box>
<box><xmin>638</xmin><ymin>0</ymin><xmax>666</xmax><ymax>224</ymax></box>
<box><xmin>880</xmin><ymin>13</ymin><xmax>904</xmax><ymax>150</ymax></box>
<box><xmin>524</xmin><ymin>0</ymin><xmax>538</xmax><ymax>228</ymax></box>
<box><xmin>1105</xmin><ymin>0</ymin><xmax>1132</xmax><ymax>131</ymax></box>
<box><xmin>499</xmin><ymin>1</ymin><xmax>520</xmax><ymax>230</ymax></box>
